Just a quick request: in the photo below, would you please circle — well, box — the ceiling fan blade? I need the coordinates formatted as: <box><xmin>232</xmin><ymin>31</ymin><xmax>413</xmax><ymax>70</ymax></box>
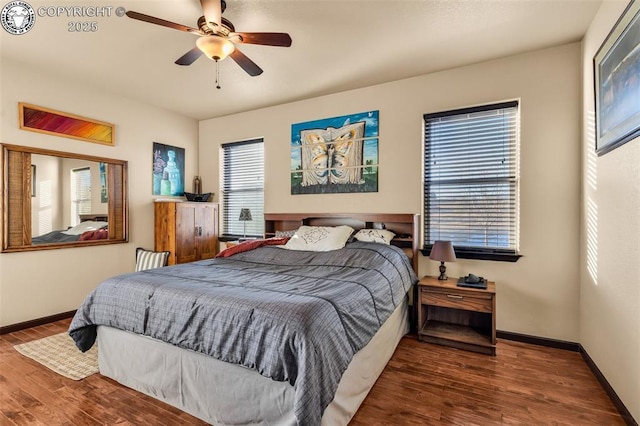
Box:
<box><xmin>200</xmin><ymin>0</ymin><xmax>222</xmax><ymax>30</ymax></box>
<box><xmin>233</xmin><ymin>32</ymin><xmax>292</xmax><ymax>47</ymax></box>
<box><xmin>126</xmin><ymin>11</ymin><xmax>201</xmax><ymax>34</ymax></box>
<box><xmin>229</xmin><ymin>49</ymin><xmax>263</xmax><ymax>76</ymax></box>
<box><xmin>175</xmin><ymin>47</ymin><xmax>204</xmax><ymax>66</ymax></box>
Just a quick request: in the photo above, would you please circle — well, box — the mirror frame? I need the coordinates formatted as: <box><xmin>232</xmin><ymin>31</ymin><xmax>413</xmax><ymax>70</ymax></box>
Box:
<box><xmin>2</xmin><ymin>144</ymin><xmax>128</xmax><ymax>252</ymax></box>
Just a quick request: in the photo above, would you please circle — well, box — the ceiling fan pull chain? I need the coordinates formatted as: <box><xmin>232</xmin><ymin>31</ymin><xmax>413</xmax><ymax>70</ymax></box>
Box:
<box><xmin>215</xmin><ymin>59</ymin><xmax>221</xmax><ymax>89</ymax></box>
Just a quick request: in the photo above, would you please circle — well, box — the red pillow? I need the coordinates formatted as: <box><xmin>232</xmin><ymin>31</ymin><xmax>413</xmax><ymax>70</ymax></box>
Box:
<box><xmin>216</xmin><ymin>237</ymin><xmax>289</xmax><ymax>258</ymax></box>
<box><xmin>79</xmin><ymin>228</ymin><xmax>109</xmax><ymax>241</ymax></box>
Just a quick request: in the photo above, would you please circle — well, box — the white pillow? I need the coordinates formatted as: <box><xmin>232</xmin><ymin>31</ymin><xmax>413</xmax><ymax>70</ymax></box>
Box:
<box><xmin>61</xmin><ymin>220</ymin><xmax>108</xmax><ymax>235</ymax></box>
<box><xmin>354</xmin><ymin>229</ymin><xmax>396</xmax><ymax>245</ymax></box>
<box><xmin>284</xmin><ymin>225</ymin><xmax>354</xmax><ymax>252</ymax></box>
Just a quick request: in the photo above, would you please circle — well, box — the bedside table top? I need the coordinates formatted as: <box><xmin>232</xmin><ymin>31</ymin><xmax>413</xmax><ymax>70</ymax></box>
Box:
<box><xmin>418</xmin><ymin>276</ymin><xmax>496</xmax><ymax>294</ymax></box>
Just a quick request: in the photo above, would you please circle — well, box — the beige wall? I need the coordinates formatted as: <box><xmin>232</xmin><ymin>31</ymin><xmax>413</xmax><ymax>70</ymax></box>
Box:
<box><xmin>0</xmin><ymin>60</ymin><xmax>198</xmax><ymax>327</ymax></box>
<box><xmin>581</xmin><ymin>1</ymin><xmax>640</xmax><ymax>420</ymax></box>
<box><xmin>31</xmin><ymin>154</ymin><xmax>63</xmax><ymax>235</ymax></box>
<box><xmin>200</xmin><ymin>43</ymin><xmax>583</xmax><ymax>341</ymax></box>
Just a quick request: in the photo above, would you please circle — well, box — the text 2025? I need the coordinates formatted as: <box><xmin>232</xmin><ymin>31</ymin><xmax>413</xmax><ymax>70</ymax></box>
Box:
<box><xmin>68</xmin><ymin>21</ymin><xmax>98</xmax><ymax>32</ymax></box>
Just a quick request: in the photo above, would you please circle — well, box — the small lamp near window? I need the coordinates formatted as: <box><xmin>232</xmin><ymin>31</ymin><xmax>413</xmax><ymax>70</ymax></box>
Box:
<box><xmin>429</xmin><ymin>241</ymin><xmax>456</xmax><ymax>280</ymax></box>
<box><xmin>238</xmin><ymin>208</ymin><xmax>252</xmax><ymax>239</ymax></box>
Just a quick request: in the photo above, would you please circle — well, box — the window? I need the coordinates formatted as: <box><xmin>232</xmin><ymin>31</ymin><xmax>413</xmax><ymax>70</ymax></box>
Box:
<box><xmin>71</xmin><ymin>167</ymin><xmax>91</xmax><ymax>226</ymax></box>
<box><xmin>423</xmin><ymin>101</ymin><xmax>520</xmax><ymax>261</ymax></box>
<box><xmin>221</xmin><ymin>139</ymin><xmax>264</xmax><ymax>238</ymax></box>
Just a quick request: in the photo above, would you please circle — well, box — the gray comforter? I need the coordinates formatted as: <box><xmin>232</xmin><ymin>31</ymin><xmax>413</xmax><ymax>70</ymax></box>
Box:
<box><xmin>69</xmin><ymin>241</ymin><xmax>417</xmax><ymax>425</ymax></box>
<box><xmin>32</xmin><ymin>230</ymin><xmax>80</xmax><ymax>244</ymax></box>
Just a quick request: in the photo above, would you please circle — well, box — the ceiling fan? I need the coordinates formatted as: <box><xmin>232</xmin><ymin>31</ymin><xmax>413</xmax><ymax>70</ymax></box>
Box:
<box><xmin>126</xmin><ymin>0</ymin><xmax>292</xmax><ymax>84</ymax></box>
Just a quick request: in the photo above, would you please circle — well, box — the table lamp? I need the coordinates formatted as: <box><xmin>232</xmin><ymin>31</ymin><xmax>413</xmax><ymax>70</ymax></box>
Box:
<box><xmin>429</xmin><ymin>241</ymin><xmax>456</xmax><ymax>280</ymax></box>
<box><xmin>238</xmin><ymin>208</ymin><xmax>252</xmax><ymax>239</ymax></box>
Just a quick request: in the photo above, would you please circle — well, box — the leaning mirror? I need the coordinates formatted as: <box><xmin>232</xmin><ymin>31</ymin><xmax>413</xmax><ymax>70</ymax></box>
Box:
<box><xmin>2</xmin><ymin>144</ymin><xmax>128</xmax><ymax>252</ymax></box>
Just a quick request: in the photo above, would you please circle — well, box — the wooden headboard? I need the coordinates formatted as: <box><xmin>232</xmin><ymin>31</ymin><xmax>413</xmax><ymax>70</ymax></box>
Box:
<box><xmin>264</xmin><ymin>213</ymin><xmax>420</xmax><ymax>273</ymax></box>
<box><xmin>79</xmin><ymin>214</ymin><xmax>108</xmax><ymax>222</ymax></box>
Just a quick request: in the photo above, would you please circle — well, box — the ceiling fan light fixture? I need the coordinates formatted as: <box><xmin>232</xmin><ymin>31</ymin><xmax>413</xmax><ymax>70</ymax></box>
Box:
<box><xmin>196</xmin><ymin>35</ymin><xmax>235</xmax><ymax>61</ymax></box>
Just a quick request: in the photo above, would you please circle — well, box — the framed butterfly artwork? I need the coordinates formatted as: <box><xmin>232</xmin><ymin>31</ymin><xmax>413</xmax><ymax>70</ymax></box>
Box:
<box><xmin>291</xmin><ymin>110</ymin><xmax>379</xmax><ymax>194</ymax></box>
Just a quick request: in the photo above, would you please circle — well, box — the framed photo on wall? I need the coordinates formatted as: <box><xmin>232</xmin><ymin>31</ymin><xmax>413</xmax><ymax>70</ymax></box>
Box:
<box><xmin>152</xmin><ymin>142</ymin><xmax>185</xmax><ymax>196</ymax></box>
<box><xmin>290</xmin><ymin>111</ymin><xmax>379</xmax><ymax>195</ymax></box>
<box><xmin>19</xmin><ymin>102</ymin><xmax>114</xmax><ymax>146</ymax></box>
<box><xmin>594</xmin><ymin>0</ymin><xmax>640</xmax><ymax>156</ymax></box>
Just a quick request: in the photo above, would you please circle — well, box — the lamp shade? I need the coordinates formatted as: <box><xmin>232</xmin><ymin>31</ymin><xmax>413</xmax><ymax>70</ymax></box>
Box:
<box><xmin>429</xmin><ymin>241</ymin><xmax>456</xmax><ymax>262</ymax></box>
<box><xmin>196</xmin><ymin>35</ymin><xmax>235</xmax><ymax>61</ymax></box>
<box><xmin>238</xmin><ymin>208</ymin><xmax>252</xmax><ymax>221</ymax></box>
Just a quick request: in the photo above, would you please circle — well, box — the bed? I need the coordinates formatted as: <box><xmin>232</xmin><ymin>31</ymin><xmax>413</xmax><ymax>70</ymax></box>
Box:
<box><xmin>31</xmin><ymin>215</ymin><xmax>108</xmax><ymax>244</ymax></box>
<box><xmin>69</xmin><ymin>213</ymin><xmax>420</xmax><ymax>425</ymax></box>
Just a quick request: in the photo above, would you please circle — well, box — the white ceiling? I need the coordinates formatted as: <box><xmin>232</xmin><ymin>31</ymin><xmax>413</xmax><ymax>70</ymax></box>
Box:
<box><xmin>1</xmin><ymin>0</ymin><xmax>604</xmax><ymax>120</ymax></box>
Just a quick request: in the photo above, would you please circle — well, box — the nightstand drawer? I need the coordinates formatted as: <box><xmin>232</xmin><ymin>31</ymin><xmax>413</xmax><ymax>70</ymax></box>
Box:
<box><xmin>421</xmin><ymin>291</ymin><xmax>492</xmax><ymax>313</ymax></box>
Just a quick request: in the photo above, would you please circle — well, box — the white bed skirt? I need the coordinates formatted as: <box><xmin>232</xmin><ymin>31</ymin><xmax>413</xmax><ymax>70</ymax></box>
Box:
<box><xmin>97</xmin><ymin>297</ymin><xmax>409</xmax><ymax>425</ymax></box>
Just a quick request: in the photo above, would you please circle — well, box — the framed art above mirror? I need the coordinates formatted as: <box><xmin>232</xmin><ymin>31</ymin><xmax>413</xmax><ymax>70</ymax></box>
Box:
<box><xmin>2</xmin><ymin>144</ymin><xmax>128</xmax><ymax>252</ymax></box>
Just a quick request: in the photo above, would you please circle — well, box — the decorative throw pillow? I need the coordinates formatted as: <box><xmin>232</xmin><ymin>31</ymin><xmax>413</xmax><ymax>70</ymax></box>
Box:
<box><xmin>284</xmin><ymin>225</ymin><xmax>354</xmax><ymax>252</ymax></box>
<box><xmin>78</xmin><ymin>228</ymin><xmax>109</xmax><ymax>241</ymax></box>
<box><xmin>135</xmin><ymin>247</ymin><xmax>170</xmax><ymax>272</ymax></box>
<box><xmin>216</xmin><ymin>237</ymin><xmax>290</xmax><ymax>258</ymax></box>
<box><xmin>275</xmin><ymin>229</ymin><xmax>298</xmax><ymax>238</ymax></box>
<box><xmin>354</xmin><ymin>229</ymin><xmax>396</xmax><ymax>245</ymax></box>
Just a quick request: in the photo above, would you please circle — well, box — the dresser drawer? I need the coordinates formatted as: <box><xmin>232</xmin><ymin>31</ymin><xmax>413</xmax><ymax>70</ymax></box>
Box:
<box><xmin>421</xmin><ymin>290</ymin><xmax>492</xmax><ymax>313</ymax></box>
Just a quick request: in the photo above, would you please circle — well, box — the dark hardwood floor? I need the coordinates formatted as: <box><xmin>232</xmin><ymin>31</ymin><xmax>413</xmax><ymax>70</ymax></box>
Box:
<box><xmin>0</xmin><ymin>319</ymin><xmax>625</xmax><ymax>425</ymax></box>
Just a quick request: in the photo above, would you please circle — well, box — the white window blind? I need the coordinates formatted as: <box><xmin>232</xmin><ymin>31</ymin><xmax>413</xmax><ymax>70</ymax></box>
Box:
<box><xmin>424</xmin><ymin>101</ymin><xmax>519</xmax><ymax>258</ymax></box>
<box><xmin>221</xmin><ymin>139</ymin><xmax>264</xmax><ymax>237</ymax></box>
<box><xmin>71</xmin><ymin>167</ymin><xmax>91</xmax><ymax>226</ymax></box>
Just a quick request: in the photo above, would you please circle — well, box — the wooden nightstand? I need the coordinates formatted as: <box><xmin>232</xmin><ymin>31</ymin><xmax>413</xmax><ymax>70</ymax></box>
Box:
<box><xmin>417</xmin><ymin>276</ymin><xmax>496</xmax><ymax>355</ymax></box>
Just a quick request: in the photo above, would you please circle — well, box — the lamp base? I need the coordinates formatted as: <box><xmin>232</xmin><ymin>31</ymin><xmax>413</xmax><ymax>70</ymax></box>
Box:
<box><xmin>438</xmin><ymin>261</ymin><xmax>447</xmax><ymax>280</ymax></box>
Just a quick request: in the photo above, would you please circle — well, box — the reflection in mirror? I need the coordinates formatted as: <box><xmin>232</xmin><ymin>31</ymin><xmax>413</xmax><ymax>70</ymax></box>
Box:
<box><xmin>2</xmin><ymin>144</ymin><xmax>128</xmax><ymax>252</ymax></box>
<box><xmin>31</xmin><ymin>155</ymin><xmax>109</xmax><ymax>244</ymax></box>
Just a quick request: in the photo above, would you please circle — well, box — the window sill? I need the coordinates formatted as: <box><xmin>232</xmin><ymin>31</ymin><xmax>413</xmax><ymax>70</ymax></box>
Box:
<box><xmin>420</xmin><ymin>248</ymin><xmax>522</xmax><ymax>262</ymax></box>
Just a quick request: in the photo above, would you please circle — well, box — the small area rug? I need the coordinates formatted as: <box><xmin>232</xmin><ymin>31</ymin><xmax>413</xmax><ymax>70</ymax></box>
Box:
<box><xmin>14</xmin><ymin>332</ymin><xmax>98</xmax><ymax>380</ymax></box>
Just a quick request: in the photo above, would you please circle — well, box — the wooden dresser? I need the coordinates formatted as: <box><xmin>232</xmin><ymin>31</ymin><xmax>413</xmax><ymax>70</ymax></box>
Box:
<box><xmin>154</xmin><ymin>201</ymin><xmax>219</xmax><ymax>265</ymax></box>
